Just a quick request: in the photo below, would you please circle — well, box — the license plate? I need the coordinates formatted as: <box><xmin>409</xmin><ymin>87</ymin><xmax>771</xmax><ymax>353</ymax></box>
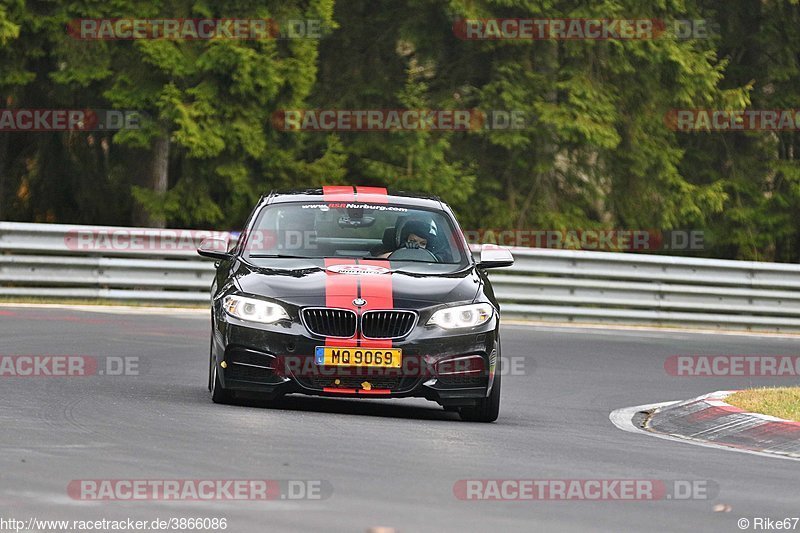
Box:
<box><xmin>315</xmin><ymin>346</ymin><xmax>402</xmax><ymax>368</ymax></box>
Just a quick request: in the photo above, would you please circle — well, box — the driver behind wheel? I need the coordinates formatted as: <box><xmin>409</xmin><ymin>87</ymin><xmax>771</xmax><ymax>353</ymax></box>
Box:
<box><xmin>375</xmin><ymin>220</ymin><xmax>431</xmax><ymax>258</ymax></box>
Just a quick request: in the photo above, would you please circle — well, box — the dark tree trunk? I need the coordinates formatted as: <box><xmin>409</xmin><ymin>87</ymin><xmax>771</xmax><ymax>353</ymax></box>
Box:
<box><xmin>132</xmin><ymin>135</ymin><xmax>170</xmax><ymax>228</ymax></box>
<box><xmin>149</xmin><ymin>135</ymin><xmax>170</xmax><ymax>228</ymax></box>
<box><xmin>0</xmin><ymin>131</ymin><xmax>8</xmax><ymax>220</ymax></box>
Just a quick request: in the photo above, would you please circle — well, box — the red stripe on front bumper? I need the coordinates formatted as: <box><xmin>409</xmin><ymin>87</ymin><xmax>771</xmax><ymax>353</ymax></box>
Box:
<box><xmin>323</xmin><ymin>387</ymin><xmax>357</xmax><ymax>394</ymax></box>
<box><xmin>321</xmin><ymin>387</ymin><xmax>392</xmax><ymax>395</ymax></box>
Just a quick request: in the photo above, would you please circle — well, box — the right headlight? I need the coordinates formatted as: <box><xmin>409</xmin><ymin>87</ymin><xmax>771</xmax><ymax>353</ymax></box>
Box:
<box><xmin>427</xmin><ymin>303</ymin><xmax>494</xmax><ymax>329</ymax></box>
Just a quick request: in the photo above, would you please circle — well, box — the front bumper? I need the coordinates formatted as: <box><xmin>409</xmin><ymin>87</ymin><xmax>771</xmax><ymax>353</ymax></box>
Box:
<box><xmin>212</xmin><ymin>312</ymin><xmax>499</xmax><ymax>407</ymax></box>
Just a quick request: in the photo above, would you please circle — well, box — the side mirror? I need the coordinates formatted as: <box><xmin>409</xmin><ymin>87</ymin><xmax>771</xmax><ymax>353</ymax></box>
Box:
<box><xmin>477</xmin><ymin>247</ymin><xmax>514</xmax><ymax>269</ymax></box>
<box><xmin>197</xmin><ymin>238</ymin><xmax>232</xmax><ymax>260</ymax></box>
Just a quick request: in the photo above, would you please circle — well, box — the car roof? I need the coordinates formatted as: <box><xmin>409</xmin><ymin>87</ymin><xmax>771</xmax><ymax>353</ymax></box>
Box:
<box><xmin>262</xmin><ymin>187</ymin><xmax>445</xmax><ymax>210</ymax></box>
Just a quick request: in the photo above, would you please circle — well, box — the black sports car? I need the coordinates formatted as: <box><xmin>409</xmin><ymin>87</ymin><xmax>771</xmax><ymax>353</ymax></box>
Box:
<box><xmin>197</xmin><ymin>187</ymin><xmax>514</xmax><ymax>422</ymax></box>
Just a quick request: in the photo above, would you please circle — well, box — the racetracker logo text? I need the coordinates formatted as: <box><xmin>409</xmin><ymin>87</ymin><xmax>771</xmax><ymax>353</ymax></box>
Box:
<box><xmin>67</xmin><ymin>479</ymin><xmax>332</xmax><ymax>501</ymax></box>
<box><xmin>0</xmin><ymin>355</ymin><xmax>140</xmax><ymax>377</ymax></box>
<box><xmin>665</xmin><ymin>109</ymin><xmax>800</xmax><ymax>131</ymax></box>
<box><xmin>453</xmin><ymin>479</ymin><xmax>718</xmax><ymax>501</ymax></box>
<box><xmin>67</xmin><ymin>18</ymin><xmax>325</xmax><ymax>40</ymax></box>
<box><xmin>452</xmin><ymin>18</ymin><xmax>717</xmax><ymax>40</ymax></box>
<box><xmin>463</xmin><ymin>229</ymin><xmax>705</xmax><ymax>252</ymax></box>
<box><xmin>665</xmin><ymin>355</ymin><xmax>800</xmax><ymax>377</ymax></box>
<box><xmin>272</xmin><ymin>109</ymin><xmax>530</xmax><ymax>131</ymax></box>
<box><xmin>0</xmin><ymin>109</ymin><xmax>141</xmax><ymax>132</ymax></box>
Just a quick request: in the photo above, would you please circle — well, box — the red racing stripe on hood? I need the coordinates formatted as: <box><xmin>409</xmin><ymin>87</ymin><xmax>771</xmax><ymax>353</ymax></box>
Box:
<box><xmin>357</xmin><ymin>259</ymin><xmax>394</xmax><ymax>349</ymax></box>
<box><xmin>323</xmin><ymin>258</ymin><xmax>359</xmax><ymax>347</ymax></box>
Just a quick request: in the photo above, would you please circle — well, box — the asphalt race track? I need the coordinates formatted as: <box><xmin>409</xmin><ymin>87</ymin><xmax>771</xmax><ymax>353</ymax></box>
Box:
<box><xmin>1</xmin><ymin>305</ymin><xmax>798</xmax><ymax>532</ymax></box>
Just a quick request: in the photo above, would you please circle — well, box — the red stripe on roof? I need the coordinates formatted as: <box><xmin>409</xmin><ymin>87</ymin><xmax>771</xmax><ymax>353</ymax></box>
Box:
<box><xmin>355</xmin><ymin>186</ymin><xmax>389</xmax><ymax>204</ymax></box>
<box><xmin>323</xmin><ymin>185</ymin><xmax>356</xmax><ymax>202</ymax></box>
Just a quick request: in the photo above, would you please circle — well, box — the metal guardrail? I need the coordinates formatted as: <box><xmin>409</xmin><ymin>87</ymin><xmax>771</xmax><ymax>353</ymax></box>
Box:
<box><xmin>0</xmin><ymin>222</ymin><xmax>219</xmax><ymax>303</ymax></box>
<box><xmin>2</xmin><ymin>221</ymin><xmax>800</xmax><ymax>332</ymax></box>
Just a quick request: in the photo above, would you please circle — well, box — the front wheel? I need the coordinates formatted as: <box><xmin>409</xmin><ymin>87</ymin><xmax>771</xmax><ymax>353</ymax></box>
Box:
<box><xmin>459</xmin><ymin>361</ymin><xmax>501</xmax><ymax>423</ymax></box>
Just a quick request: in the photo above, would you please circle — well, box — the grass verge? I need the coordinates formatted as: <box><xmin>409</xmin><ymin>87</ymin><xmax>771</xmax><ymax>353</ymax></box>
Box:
<box><xmin>726</xmin><ymin>387</ymin><xmax>800</xmax><ymax>422</ymax></box>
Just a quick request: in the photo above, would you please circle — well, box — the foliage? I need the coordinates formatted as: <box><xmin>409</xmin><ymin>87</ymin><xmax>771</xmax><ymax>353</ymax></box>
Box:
<box><xmin>0</xmin><ymin>0</ymin><xmax>798</xmax><ymax>260</ymax></box>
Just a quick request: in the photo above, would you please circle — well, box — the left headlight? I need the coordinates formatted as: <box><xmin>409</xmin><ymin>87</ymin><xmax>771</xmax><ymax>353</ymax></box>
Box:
<box><xmin>427</xmin><ymin>303</ymin><xmax>494</xmax><ymax>329</ymax></box>
<box><xmin>223</xmin><ymin>294</ymin><xmax>289</xmax><ymax>324</ymax></box>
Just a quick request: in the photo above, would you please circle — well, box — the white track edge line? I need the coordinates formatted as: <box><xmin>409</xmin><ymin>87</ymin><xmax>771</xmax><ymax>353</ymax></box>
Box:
<box><xmin>609</xmin><ymin>402</ymin><xmax>800</xmax><ymax>462</ymax></box>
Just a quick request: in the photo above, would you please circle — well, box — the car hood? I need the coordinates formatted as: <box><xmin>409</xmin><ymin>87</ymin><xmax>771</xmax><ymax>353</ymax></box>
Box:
<box><xmin>232</xmin><ymin>258</ymin><xmax>481</xmax><ymax>309</ymax></box>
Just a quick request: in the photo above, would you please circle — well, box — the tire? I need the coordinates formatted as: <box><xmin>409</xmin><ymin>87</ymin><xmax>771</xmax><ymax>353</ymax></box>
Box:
<box><xmin>208</xmin><ymin>328</ymin><xmax>214</xmax><ymax>392</ymax></box>
<box><xmin>210</xmin><ymin>354</ymin><xmax>234</xmax><ymax>404</ymax></box>
<box><xmin>459</xmin><ymin>359</ymin><xmax>501</xmax><ymax>423</ymax></box>
<box><xmin>207</xmin><ymin>344</ymin><xmax>213</xmax><ymax>392</ymax></box>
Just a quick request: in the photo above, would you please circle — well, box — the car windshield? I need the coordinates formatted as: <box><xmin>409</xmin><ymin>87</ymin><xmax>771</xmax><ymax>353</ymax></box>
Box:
<box><xmin>241</xmin><ymin>201</ymin><xmax>467</xmax><ymax>265</ymax></box>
